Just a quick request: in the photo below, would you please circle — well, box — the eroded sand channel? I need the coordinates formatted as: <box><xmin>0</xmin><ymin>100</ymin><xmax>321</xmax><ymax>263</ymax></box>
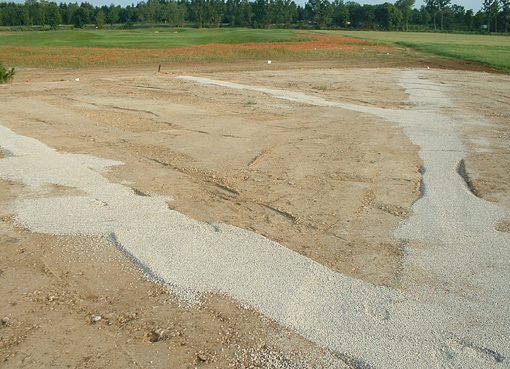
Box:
<box><xmin>1</xmin><ymin>68</ymin><xmax>509</xmax><ymax>368</ymax></box>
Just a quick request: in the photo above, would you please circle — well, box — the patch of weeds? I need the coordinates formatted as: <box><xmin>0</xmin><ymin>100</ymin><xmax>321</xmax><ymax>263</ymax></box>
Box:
<box><xmin>312</xmin><ymin>85</ymin><xmax>328</xmax><ymax>91</ymax></box>
<box><xmin>0</xmin><ymin>62</ymin><xmax>15</xmax><ymax>83</ymax></box>
<box><xmin>245</xmin><ymin>101</ymin><xmax>257</xmax><ymax>106</ymax></box>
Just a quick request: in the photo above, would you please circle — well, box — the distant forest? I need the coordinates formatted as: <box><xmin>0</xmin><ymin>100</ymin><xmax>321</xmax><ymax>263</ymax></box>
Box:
<box><xmin>1</xmin><ymin>0</ymin><xmax>509</xmax><ymax>33</ymax></box>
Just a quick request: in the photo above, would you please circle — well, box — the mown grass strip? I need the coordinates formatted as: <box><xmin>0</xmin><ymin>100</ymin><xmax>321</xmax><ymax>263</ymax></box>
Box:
<box><xmin>0</xmin><ymin>28</ymin><xmax>297</xmax><ymax>49</ymax></box>
<box><xmin>321</xmin><ymin>31</ymin><xmax>510</xmax><ymax>71</ymax></box>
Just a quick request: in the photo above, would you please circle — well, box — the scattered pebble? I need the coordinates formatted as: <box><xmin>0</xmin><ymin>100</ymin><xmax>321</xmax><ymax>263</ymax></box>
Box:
<box><xmin>148</xmin><ymin>327</ymin><xmax>167</xmax><ymax>342</ymax></box>
<box><xmin>196</xmin><ymin>352</ymin><xmax>208</xmax><ymax>362</ymax></box>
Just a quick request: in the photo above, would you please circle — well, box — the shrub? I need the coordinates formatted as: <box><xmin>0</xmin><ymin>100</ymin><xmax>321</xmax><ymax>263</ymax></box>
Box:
<box><xmin>123</xmin><ymin>20</ymin><xmax>134</xmax><ymax>29</ymax></box>
<box><xmin>0</xmin><ymin>62</ymin><xmax>15</xmax><ymax>83</ymax></box>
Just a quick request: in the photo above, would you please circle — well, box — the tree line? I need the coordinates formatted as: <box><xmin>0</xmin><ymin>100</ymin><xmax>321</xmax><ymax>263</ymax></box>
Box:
<box><xmin>1</xmin><ymin>0</ymin><xmax>509</xmax><ymax>33</ymax></box>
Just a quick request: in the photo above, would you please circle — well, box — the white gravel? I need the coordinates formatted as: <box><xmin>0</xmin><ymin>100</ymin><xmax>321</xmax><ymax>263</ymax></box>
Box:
<box><xmin>1</xmin><ymin>70</ymin><xmax>509</xmax><ymax>368</ymax></box>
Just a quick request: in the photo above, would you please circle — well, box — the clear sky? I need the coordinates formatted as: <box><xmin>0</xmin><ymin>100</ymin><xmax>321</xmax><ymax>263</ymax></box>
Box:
<box><xmin>5</xmin><ymin>0</ymin><xmax>485</xmax><ymax>13</ymax></box>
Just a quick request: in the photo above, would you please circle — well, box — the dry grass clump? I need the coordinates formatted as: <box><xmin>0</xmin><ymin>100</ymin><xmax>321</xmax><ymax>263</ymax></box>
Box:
<box><xmin>0</xmin><ymin>61</ymin><xmax>15</xmax><ymax>83</ymax></box>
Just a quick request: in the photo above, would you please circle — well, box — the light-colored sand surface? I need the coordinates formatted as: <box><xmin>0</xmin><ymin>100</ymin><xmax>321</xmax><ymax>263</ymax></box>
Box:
<box><xmin>1</xmin><ymin>64</ymin><xmax>509</xmax><ymax>368</ymax></box>
<box><xmin>1</xmin><ymin>68</ymin><xmax>509</xmax><ymax>368</ymax></box>
<box><xmin>180</xmin><ymin>71</ymin><xmax>510</xmax><ymax>367</ymax></box>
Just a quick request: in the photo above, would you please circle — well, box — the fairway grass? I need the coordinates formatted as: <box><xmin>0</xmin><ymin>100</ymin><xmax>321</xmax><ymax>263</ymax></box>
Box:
<box><xmin>0</xmin><ymin>28</ymin><xmax>297</xmax><ymax>49</ymax></box>
<box><xmin>1</xmin><ymin>28</ymin><xmax>508</xmax><ymax>70</ymax></box>
<box><xmin>0</xmin><ymin>30</ymin><xmax>399</xmax><ymax>68</ymax></box>
<box><xmin>321</xmin><ymin>31</ymin><xmax>510</xmax><ymax>71</ymax></box>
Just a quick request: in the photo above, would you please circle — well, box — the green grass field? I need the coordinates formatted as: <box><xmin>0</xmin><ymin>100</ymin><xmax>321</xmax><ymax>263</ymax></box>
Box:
<box><xmin>1</xmin><ymin>28</ymin><xmax>508</xmax><ymax>70</ymax></box>
<box><xmin>0</xmin><ymin>28</ymin><xmax>296</xmax><ymax>49</ymax></box>
<box><xmin>321</xmin><ymin>31</ymin><xmax>510</xmax><ymax>70</ymax></box>
<box><xmin>0</xmin><ymin>29</ymin><xmax>400</xmax><ymax>68</ymax></box>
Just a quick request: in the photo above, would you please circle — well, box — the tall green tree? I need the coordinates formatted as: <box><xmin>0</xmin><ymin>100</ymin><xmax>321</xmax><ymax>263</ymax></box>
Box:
<box><xmin>463</xmin><ymin>9</ymin><xmax>474</xmax><ymax>29</ymax></box>
<box><xmin>425</xmin><ymin>0</ymin><xmax>438</xmax><ymax>29</ymax></box>
<box><xmin>225</xmin><ymin>0</ymin><xmax>241</xmax><ymax>26</ymax></box>
<box><xmin>395</xmin><ymin>0</ymin><xmax>414</xmax><ymax>30</ymax></box>
<box><xmin>25</xmin><ymin>0</ymin><xmax>45</xmax><ymax>25</ymax></box>
<box><xmin>239</xmin><ymin>0</ymin><xmax>253</xmax><ymax>27</ymax></box>
<box><xmin>139</xmin><ymin>0</ymin><xmax>162</xmax><ymax>26</ymax></box>
<box><xmin>95</xmin><ymin>9</ymin><xmax>105</xmax><ymax>28</ymax></box>
<box><xmin>345</xmin><ymin>1</ymin><xmax>362</xmax><ymax>27</ymax></box>
<box><xmin>190</xmin><ymin>0</ymin><xmax>207</xmax><ymax>27</ymax></box>
<box><xmin>207</xmin><ymin>0</ymin><xmax>224</xmax><ymax>27</ymax></box>
<box><xmin>305</xmin><ymin>0</ymin><xmax>333</xmax><ymax>28</ymax></box>
<box><xmin>46</xmin><ymin>2</ymin><xmax>62</xmax><ymax>28</ymax></box>
<box><xmin>251</xmin><ymin>0</ymin><xmax>271</xmax><ymax>28</ymax></box>
<box><xmin>425</xmin><ymin>0</ymin><xmax>451</xmax><ymax>31</ymax></box>
<box><xmin>502</xmin><ymin>0</ymin><xmax>510</xmax><ymax>32</ymax></box>
<box><xmin>437</xmin><ymin>0</ymin><xmax>451</xmax><ymax>31</ymax></box>
<box><xmin>21</xmin><ymin>3</ymin><xmax>30</xmax><ymax>25</ymax></box>
<box><xmin>72</xmin><ymin>6</ymin><xmax>89</xmax><ymax>28</ymax></box>
<box><xmin>66</xmin><ymin>3</ymin><xmax>79</xmax><ymax>26</ymax></box>
<box><xmin>107</xmin><ymin>4</ymin><xmax>119</xmax><ymax>26</ymax></box>
<box><xmin>375</xmin><ymin>2</ymin><xmax>402</xmax><ymax>29</ymax></box>
<box><xmin>332</xmin><ymin>0</ymin><xmax>349</xmax><ymax>27</ymax></box>
<box><xmin>483</xmin><ymin>0</ymin><xmax>494</xmax><ymax>31</ymax></box>
<box><xmin>274</xmin><ymin>0</ymin><xmax>296</xmax><ymax>27</ymax></box>
<box><xmin>264</xmin><ymin>0</ymin><xmax>278</xmax><ymax>28</ymax></box>
<box><xmin>166</xmin><ymin>1</ymin><xmax>186</xmax><ymax>27</ymax></box>
<box><xmin>5</xmin><ymin>5</ymin><xmax>22</xmax><ymax>25</ymax></box>
<box><xmin>362</xmin><ymin>4</ymin><xmax>376</xmax><ymax>28</ymax></box>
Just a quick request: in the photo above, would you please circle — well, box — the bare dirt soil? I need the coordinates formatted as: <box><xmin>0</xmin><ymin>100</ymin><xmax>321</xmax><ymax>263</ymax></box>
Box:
<box><xmin>0</xmin><ymin>60</ymin><xmax>508</xmax><ymax>368</ymax></box>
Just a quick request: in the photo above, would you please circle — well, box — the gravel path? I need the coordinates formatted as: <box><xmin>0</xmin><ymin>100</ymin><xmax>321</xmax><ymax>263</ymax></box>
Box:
<box><xmin>1</xmin><ymin>70</ymin><xmax>509</xmax><ymax>368</ymax></box>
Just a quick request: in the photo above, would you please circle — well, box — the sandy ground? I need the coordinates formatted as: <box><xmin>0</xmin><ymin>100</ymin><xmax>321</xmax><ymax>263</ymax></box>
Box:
<box><xmin>0</xmin><ymin>60</ymin><xmax>509</xmax><ymax>368</ymax></box>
